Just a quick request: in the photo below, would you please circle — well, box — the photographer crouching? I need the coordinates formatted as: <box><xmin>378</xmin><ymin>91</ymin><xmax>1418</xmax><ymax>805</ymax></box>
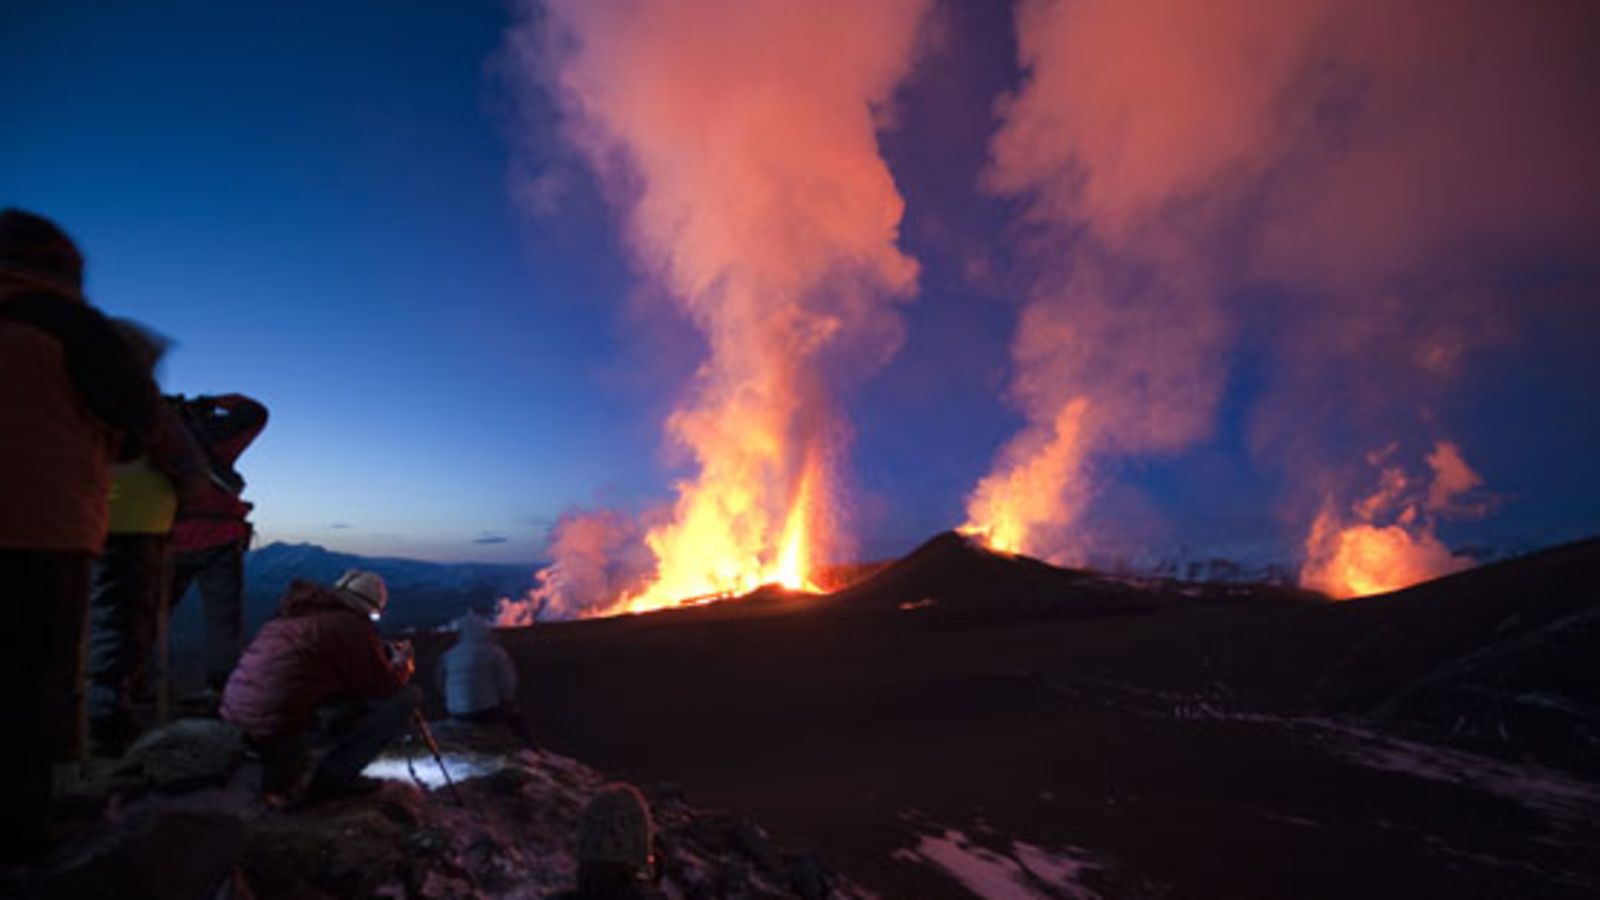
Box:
<box><xmin>220</xmin><ymin>570</ymin><xmax>420</xmax><ymax>805</ymax></box>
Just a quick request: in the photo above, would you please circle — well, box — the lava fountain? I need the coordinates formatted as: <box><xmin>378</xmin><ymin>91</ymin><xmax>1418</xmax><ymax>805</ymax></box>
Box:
<box><xmin>506</xmin><ymin>0</ymin><xmax>931</xmax><ymax>619</ymax></box>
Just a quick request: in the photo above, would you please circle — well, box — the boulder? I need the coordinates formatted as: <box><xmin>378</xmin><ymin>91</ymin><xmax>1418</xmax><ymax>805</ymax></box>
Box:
<box><xmin>115</xmin><ymin>718</ymin><xmax>245</xmax><ymax>792</ymax></box>
<box><xmin>43</xmin><ymin>809</ymin><xmax>244</xmax><ymax>900</ymax></box>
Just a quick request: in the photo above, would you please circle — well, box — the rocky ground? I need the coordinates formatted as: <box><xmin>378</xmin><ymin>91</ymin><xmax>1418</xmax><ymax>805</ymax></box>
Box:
<box><xmin>7</xmin><ymin>720</ymin><xmax>865</xmax><ymax>899</ymax></box>
<box><xmin>13</xmin><ymin>534</ymin><xmax>1598</xmax><ymax>898</ymax></box>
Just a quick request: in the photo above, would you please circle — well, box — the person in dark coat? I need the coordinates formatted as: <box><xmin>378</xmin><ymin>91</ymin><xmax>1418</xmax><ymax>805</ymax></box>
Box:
<box><xmin>0</xmin><ymin>209</ymin><xmax>169</xmax><ymax>860</ymax></box>
<box><xmin>168</xmin><ymin>392</ymin><xmax>269</xmax><ymax>693</ymax></box>
<box><xmin>85</xmin><ymin>322</ymin><xmax>207</xmax><ymax>756</ymax></box>
<box><xmin>221</xmin><ymin>570</ymin><xmax>420</xmax><ymax>803</ymax></box>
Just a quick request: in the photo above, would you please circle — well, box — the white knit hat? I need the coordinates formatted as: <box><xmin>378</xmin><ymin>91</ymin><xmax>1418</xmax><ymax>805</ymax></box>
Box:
<box><xmin>334</xmin><ymin>570</ymin><xmax>389</xmax><ymax>617</ymax></box>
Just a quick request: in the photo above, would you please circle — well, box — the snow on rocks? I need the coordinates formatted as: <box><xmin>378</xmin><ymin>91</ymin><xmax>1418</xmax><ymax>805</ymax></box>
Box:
<box><xmin>1142</xmin><ymin>690</ymin><xmax>1600</xmax><ymax>826</ymax></box>
<box><xmin>281</xmin><ymin>730</ymin><xmax>875</xmax><ymax>898</ymax></box>
<box><xmin>1304</xmin><ymin>718</ymin><xmax>1600</xmax><ymax>824</ymax></box>
<box><xmin>892</xmin><ymin>823</ymin><xmax>1102</xmax><ymax>900</ymax></box>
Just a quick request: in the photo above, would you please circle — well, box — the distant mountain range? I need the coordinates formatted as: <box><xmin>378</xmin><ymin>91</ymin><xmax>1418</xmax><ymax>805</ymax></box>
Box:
<box><xmin>164</xmin><ymin>543</ymin><xmax>541</xmax><ymax>649</ymax></box>
<box><xmin>243</xmin><ymin>542</ymin><xmax>540</xmax><ymax>632</ymax></box>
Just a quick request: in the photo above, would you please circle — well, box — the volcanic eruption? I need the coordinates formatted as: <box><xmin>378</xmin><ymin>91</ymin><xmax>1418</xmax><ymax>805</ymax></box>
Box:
<box><xmin>955</xmin><ymin>0</ymin><xmax>1598</xmax><ymax>599</ymax></box>
<box><xmin>491</xmin><ymin>0</ymin><xmax>1599</xmax><ymax>620</ymax></box>
<box><xmin>1301</xmin><ymin>441</ymin><xmax>1483</xmax><ymax>599</ymax></box>
<box><xmin>500</xmin><ymin>0</ymin><xmax>932</xmax><ymax>620</ymax></box>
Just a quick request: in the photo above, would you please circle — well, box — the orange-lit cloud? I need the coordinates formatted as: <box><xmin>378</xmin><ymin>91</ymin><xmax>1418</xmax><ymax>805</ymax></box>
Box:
<box><xmin>509</xmin><ymin>0</ymin><xmax>931</xmax><ymax>616</ymax></box>
<box><xmin>496</xmin><ymin>508</ymin><xmax>649</xmax><ymax>625</ymax></box>
<box><xmin>1301</xmin><ymin>441</ymin><xmax>1482</xmax><ymax>598</ymax></box>
<box><xmin>965</xmin><ymin>0</ymin><xmax>1598</xmax><ymax>567</ymax></box>
<box><xmin>1425</xmin><ymin>440</ymin><xmax>1485</xmax><ymax>516</ymax></box>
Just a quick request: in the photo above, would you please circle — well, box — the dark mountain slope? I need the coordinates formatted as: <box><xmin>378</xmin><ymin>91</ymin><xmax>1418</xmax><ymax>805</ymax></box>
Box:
<box><xmin>1307</xmin><ymin>537</ymin><xmax>1600</xmax><ymax>709</ymax></box>
<box><xmin>444</xmin><ymin>533</ymin><xmax>1600</xmax><ymax>898</ymax></box>
<box><xmin>823</xmin><ymin>531</ymin><xmax>1319</xmax><ymax>623</ymax></box>
<box><xmin>1300</xmin><ymin>538</ymin><xmax>1600</xmax><ymax>773</ymax></box>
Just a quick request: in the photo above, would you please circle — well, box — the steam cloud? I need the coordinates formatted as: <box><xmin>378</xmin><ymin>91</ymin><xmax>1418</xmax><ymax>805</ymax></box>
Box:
<box><xmin>967</xmin><ymin>0</ymin><xmax>1599</xmax><ymax>581</ymax></box>
<box><xmin>496</xmin><ymin>509</ymin><xmax>649</xmax><ymax>625</ymax></box>
<box><xmin>503</xmin><ymin>0</ymin><xmax>930</xmax><ymax>619</ymax></box>
<box><xmin>1301</xmin><ymin>441</ymin><xmax>1483</xmax><ymax>598</ymax></box>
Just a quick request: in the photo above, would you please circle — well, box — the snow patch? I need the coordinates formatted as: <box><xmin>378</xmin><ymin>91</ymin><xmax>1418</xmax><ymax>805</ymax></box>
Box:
<box><xmin>363</xmin><ymin>750</ymin><xmax>509</xmax><ymax>790</ymax></box>
<box><xmin>1161</xmin><ymin>697</ymin><xmax>1600</xmax><ymax>824</ymax></box>
<box><xmin>1315</xmin><ymin>721</ymin><xmax>1600</xmax><ymax>822</ymax></box>
<box><xmin>894</xmin><ymin>826</ymin><xmax>1100</xmax><ymax>899</ymax></box>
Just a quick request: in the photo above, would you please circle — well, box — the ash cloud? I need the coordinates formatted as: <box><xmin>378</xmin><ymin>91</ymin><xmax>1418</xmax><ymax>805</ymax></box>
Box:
<box><xmin>969</xmin><ymin>0</ymin><xmax>1600</xmax><ymax>569</ymax></box>
<box><xmin>496</xmin><ymin>508</ymin><xmax>652</xmax><ymax>624</ymax></box>
<box><xmin>505</xmin><ymin>0</ymin><xmax>932</xmax><ymax>614</ymax></box>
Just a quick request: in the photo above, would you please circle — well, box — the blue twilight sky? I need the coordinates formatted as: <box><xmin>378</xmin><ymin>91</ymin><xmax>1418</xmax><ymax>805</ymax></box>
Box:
<box><xmin>4</xmin><ymin>1</ymin><xmax>1597</xmax><ymax>566</ymax></box>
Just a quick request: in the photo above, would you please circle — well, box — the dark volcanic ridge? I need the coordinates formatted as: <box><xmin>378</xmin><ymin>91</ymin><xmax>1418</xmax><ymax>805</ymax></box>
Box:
<box><xmin>823</xmin><ymin>530</ymin><xmax>1322</xmax><ymax>617</ymax></box>
<box><xmin>467</xmin><ymin>530</ymin><xmax>1600</xmax><ymax>898</ymax></box>
<box><xmin>838</xmin><ymin>532</ymin><xmax>1600</xmax><ymax>774</ymax></box>
<box><xmin>511</xmin><ymin>530</ymin><xmax>1600</xmax><ymax>779</ymax></box>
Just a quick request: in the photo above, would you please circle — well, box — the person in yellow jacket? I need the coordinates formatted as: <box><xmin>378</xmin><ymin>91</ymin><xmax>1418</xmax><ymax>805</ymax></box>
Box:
<box><xmin>84</xmin><ymin>321</ymin><xmax>205</xmax><ymax>756</ymax></box>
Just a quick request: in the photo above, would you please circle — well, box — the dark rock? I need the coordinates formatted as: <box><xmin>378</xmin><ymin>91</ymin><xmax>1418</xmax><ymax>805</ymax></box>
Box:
<box><xmin>731</xmin><ymin>819</ymin><xmax>784</xmax><ymax>875</ymax></box>
<box><xmin>115</xmin><ymin>718</ymin><xmax>244</xmax><ymax>792</ymax></box>
<box><xmin>717</xmin><ymin>859</ymin><xmax>751</xmax><ymax>895</ymax></box>
<box><xmin>783</xmin><ymin>851</ymin><xmax>832</xmax><ymax>900</ymax></box>
<box><xmin>44</xmin><ymin>809</ymin><xmax>243</xmax><ymax>900</ymax></box>
<box><xmin>651</xmin><ymin>781</ymin><xmax>687</xmax><ymax>806</ymax></box>
<box><xmin>402</xmin><ymin>826</ymin><xmax>452</xmax><ymax>857</ymax></box>
<box><xmin>374</xmin><ymin>794</ymin><xmax>423</xmax><ymax>828</ymax></box>
<box><xmin>462</xmin><ymin>836</ymin><xmax>513</xmax><ymax>890</ymax></box>
<box><xmin>477</xmin><ymin>764</ymin><xmax>535</xmax><ymax>795</ymax></box>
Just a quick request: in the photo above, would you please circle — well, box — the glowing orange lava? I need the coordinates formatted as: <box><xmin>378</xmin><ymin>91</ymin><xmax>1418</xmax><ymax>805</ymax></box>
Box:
<box><xmin>1299</xmin><ymin>510</ymin><xmax>1469</xmax><ymax>598</ymax></box>
<box><xmin>517</xmin><ymin>0</ymin><xmax>927</xmax><ymax>621</ymax></box>
<box><xmin>1300</xmin><ymin>441</ymin><xmax>1479</xmax><ymax>599</ymax></box>
<box><xmin>612</xmin><ymin>446</ymin><xmax>827</xmax><ymax>615</ymax></box>
<box><xmin>959</xmin><ymin>397</ymin><xmax>1092</xmax><ymax>559</ymax></box>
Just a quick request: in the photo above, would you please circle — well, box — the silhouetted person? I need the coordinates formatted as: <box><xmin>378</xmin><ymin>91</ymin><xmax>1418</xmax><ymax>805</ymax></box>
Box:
<box><xmin>85</xmin><ymin>321</ymin><xmax>206</xmax><ymax>756</ymax></box>
<box><xmin>436</xmin><ymin>612</ymin><xmax>531</xmax><ymax>743</ymax></box>
<box><xmin>221</xmin><ymin>571</ymin><xmax>421</xmax><ymax>804</ymax></box>
<box><xmin>549</xmin><ymin>784</ymin><xmax>666</xmax><ymax>900</ymax></box>
<box><xmin>0</xmin><ymin>209</ymin><xmax>166</xmax><ymax>859</ymax></box>
<box><xmin>168</xmin><ymin>392</ymin><xmax>269</xmax><ymax>695</ymax></box>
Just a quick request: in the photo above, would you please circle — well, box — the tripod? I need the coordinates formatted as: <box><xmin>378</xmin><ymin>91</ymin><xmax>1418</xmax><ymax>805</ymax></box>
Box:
<box><xmin>409</xmin><ymin>710</ymin><xmax>464</xmax><ymax>806</ymax></box>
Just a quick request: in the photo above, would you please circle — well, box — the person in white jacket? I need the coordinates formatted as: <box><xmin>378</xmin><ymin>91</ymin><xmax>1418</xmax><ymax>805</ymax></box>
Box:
<box><xmin>435</xmin><ymin>613</ymin><xmax>528</xmax><ymax>742</ymax></box>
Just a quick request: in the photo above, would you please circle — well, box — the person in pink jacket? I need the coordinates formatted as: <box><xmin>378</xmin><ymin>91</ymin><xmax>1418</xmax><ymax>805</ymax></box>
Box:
<box><xmin>221</xmin><ymin>570</ymin><xmax>419</xmax><ymax>803</ymax></box>
<box><xmin>168</xmin><ymin>392</ymin><xmax>269</xmax><ymax>693</ymax></box>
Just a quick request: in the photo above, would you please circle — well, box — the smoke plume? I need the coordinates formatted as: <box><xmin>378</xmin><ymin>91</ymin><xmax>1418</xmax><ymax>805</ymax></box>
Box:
<box><xmin>495</xmin><ymin>509</ymin><xmax>651</xmax><ymax>625</ymax></box>
<box><xmin>508</xmin><ymin>0</ymin><xmax>931</xmax><ymax>616</ymax></box>
<box><xmin>966</xmin><ymin>0</ymin><xmax>1599</xmax><ymax>582</ymax></box>
<box><xmin>1300</xmin><ymin>441</ymin><xmax>1483</xmax><ymax>598</ymax></box>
